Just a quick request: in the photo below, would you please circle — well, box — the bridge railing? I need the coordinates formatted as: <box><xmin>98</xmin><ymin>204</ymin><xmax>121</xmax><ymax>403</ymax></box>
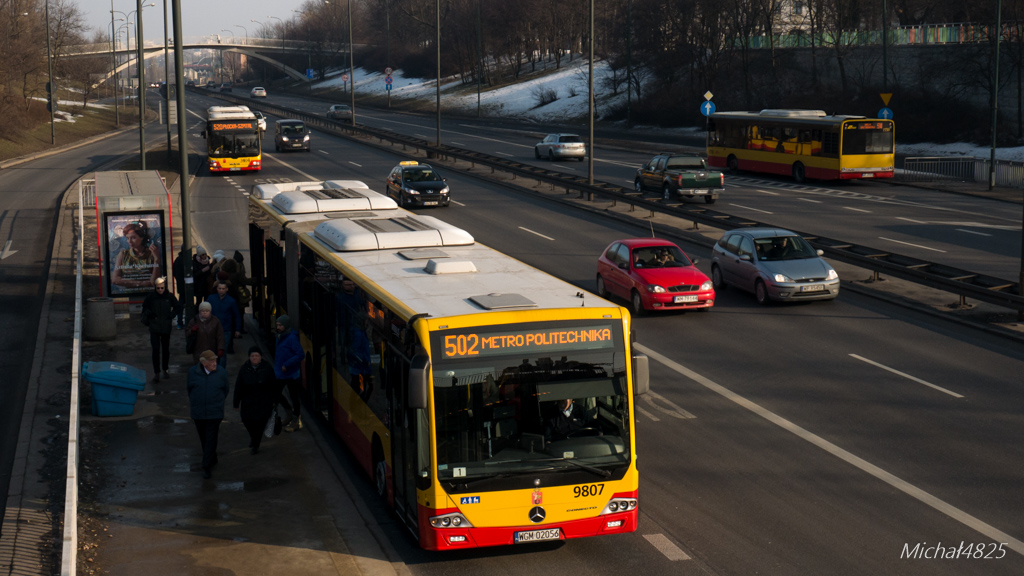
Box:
<box><xmin>65</xmin><ymin>37</ymin><xmax>312</xmax><ymax>56</ymax></box>
<box><xmin>901</xmin><ymin>156</ymin><xmax>1024</xmax><ymax>188</ymax></box>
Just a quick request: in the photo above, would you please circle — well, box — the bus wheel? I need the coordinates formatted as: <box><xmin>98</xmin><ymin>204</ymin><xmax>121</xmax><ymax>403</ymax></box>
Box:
<box><xmin>792</xmin><ymin>162</ymin><xmax>806</xmax><ymax>183</ymax></box>
<box><xmin>727</xmin><ymin>155</ymin><xmax>739</xmax><ymax>172</ymax></box>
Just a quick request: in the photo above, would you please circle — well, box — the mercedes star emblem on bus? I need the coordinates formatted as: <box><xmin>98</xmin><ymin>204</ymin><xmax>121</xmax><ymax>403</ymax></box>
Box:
<box><xmin>529</xmin><ymin>507</ymin><xmax>546</xmax><ymax>523</ymax></box>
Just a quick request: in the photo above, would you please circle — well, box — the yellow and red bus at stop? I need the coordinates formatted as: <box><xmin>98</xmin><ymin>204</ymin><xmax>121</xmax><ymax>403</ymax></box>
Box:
<box><xmin>248</xmin><ymin>180</ymin><xmax>649</xmax><ymax>550</ymax></box>
<box><xmin>707</xmin><ymin>109</ymin><xmax>894</xmax><ymax>182</ymax></box>
<box><xmin>204</xmin><ymin>106</ymin><xmax>262</xmax><ymax>172</ymax></box>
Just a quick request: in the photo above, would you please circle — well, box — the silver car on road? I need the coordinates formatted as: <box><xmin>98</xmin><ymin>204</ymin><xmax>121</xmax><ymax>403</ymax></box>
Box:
<box><xmin>534</xmin><ymin>133</ymin><xmax>586</xmax><ymax>161</ymax></box>
<box><xmin>711</xmin><ymin>228</ymin><xmax>839</xmax><ymax>304</ymax></box>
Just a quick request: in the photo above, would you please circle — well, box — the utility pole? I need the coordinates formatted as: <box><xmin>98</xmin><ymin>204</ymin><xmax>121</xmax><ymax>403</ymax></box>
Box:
<box><xmin>348</xmin><ymin>0</ymin><xmax>355</xmax><ymax>125</ymax></box>
<box><xmin>137</xmin><ymin>0</ymin><xmax>147</xmax><ymax>169</ymax></box>
<box><xmin>476</xmin><ymin>0</ymin><xmax>481</xmax><ymax>118</ymax></box>
<box><xmin>171</xmin><ymin>0</ymin><xmax>193</xmax><ymax>322</ymax></box>
<box><xmin>110</xmin><ymin>1</ymin><xmax>119</xmax><ymax>126</ymax></box>
<box><xmin>164</xmin><ymin>0</ymin><xmax>171</xmax><ymax>161</ymax></box>
<box><xmin>435</xmin><ymin>0</ymin><xmax>441</xmax><ymax>152</ymax></box>
<box><xmin>587</xmin><ymin>0</ymin><xmax>594</xmax><ymax>187</ymax></box>
<box><xmin>45</xmin><ymin>0</ymin><xmax>55</xmax><ymax>145</ymax></box>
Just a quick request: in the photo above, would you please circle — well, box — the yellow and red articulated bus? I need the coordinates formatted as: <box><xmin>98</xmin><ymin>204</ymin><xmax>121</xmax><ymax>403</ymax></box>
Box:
<box><xmin>248</xmin><ymin>180</ymin><xmax>648</xmax><ymax>550</ymax></box>
<box><xmin>204</xmin><ymin>106</ymin><xmax>261</xmax><ymax>172</ymax></box>
<box><xmin>707</xmin><ymin>109</ymin><xmax>894</xmax><ymax>182</ymax></box>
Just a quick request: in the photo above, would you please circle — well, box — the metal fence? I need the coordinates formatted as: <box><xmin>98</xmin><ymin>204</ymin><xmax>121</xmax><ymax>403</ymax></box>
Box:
<box><xmin>739</xmin><ymin>21</ymin><xmax>1024</xmax><ymax>49</ymax></box>
<box><xmin>900</xmin><ymin>156</ymin><xmax>1024</xmax><ymax>188</ymax></box>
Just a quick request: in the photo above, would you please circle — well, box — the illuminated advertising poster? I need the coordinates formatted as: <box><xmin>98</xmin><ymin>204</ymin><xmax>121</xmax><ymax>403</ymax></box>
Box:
<box><xmin>104</xmin><ymin>211</ymin><xmax>166</xmax><ymax>297</ymax></box>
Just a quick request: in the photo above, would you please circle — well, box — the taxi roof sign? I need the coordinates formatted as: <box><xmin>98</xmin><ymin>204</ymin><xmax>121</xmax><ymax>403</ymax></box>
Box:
<box><xmin>399</xmin><ymin>160</ymin><xmax>420</xmax><ymax>166</ymax></box>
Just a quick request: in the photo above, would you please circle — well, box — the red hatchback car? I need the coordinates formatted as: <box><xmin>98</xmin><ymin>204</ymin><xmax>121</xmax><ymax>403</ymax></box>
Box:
<box><xmin>596</xmin><ymin>239</ymin><xmax>715</xmax><ymax>315</ymax></box>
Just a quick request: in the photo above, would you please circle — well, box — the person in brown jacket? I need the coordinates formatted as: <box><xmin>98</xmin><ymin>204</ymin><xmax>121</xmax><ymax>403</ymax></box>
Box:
<box><xmin>186</xmin><ymin>301</ymin><xmax>225</xmax><ymax>364</ymax></box>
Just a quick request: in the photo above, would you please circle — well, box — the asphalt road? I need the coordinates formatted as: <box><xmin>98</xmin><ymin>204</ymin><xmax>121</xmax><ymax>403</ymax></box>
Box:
<box><xmin>183</xmin><ymin>93</ymin><xmax>1024</xmax><ymax>574</ymax></box>
<box><xmin>237</xmin><ymin>88</ymin><xmax>1023</xmax><ymax>281</ymax></box>
<box><xmin>3</xmin><ymin>92</ymin><xmax>1022</xmax><ymax>574</ymax></box>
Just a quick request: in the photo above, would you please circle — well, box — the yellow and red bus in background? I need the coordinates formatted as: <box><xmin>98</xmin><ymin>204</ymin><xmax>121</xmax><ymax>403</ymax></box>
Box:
<box><xmin>204</xmin><ymin>106</ymin><xmax>262</xmax><ymax>172</ymax></box>
<box><xmin>248</xmin><ymin>180</ymin><xmax>648</xmax><ymax>550</ymax></box>
<box><xmin>707</xmin><ymin>109</ymin><xmax>894</xmax><ymax>182</ymax></box>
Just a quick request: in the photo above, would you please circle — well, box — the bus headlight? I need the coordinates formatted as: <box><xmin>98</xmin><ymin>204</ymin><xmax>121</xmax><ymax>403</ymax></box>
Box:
<box><xmin>600</xmin><ymin>498</ymin><xmax>638</xmax><ymax>515</ymax></box>
<box><xmin>429</xmin><ymin>512</ymin><xmax>474</xmax><ymax>529</ymax></box>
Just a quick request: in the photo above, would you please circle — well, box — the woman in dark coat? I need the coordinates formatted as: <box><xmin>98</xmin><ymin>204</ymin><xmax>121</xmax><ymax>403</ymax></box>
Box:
<box><xmin>186</xmin><ymin>301</ymin><xmax>225</xmax><ymax>364</ymax></box>
<box><xmin>233</xmin><ymin>346</ymin><xmax>277</xmax><ymax>454</ymax></box>
<box><xmin>141</xmin><ymin>277</ymin><xmax>181</xmax><ymax>382</ymax></box>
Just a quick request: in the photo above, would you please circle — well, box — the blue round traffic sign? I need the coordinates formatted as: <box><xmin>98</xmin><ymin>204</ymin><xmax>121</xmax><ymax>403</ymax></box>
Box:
<box><xmin>878</xmin><ymin>107</ymin><xmax>893</xmax><ymax>119</ymax></box>
<box><xmin>700</xmin><ymin>101</ymin><xmax>716</xmax><ymax>117</ymax></box>
<box><xmin>385</xmin><ymin>75</ymin><xmax>393</xmax><ymax>84</ymax></box>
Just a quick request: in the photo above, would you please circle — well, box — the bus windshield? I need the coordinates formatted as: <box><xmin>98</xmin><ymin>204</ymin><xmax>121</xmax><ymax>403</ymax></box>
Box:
<box><xmin>430</xmin><ymin>321</ymin><xmax>630</xmax><ymax>485</ymax></box>
<box><xmin>842</xmin><ymin>121</ymin><xmax>893</xmax><ymax>155</ymax></box>
<box><xmin>209</xmin><ymin>131</ymin><xmax>260</xmax><ymax>157</ymax></box>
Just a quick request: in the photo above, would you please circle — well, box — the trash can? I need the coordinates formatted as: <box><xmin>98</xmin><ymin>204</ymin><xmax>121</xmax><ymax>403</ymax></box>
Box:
<box><xmin>83</xmin><ymin>361</ymin><xmax>147</xmax><ymax>417</ymax></box>
<box><xmin>84</xmin><ymin>297</ymin><xmax>116</xmax><ymax>341</ymax></box>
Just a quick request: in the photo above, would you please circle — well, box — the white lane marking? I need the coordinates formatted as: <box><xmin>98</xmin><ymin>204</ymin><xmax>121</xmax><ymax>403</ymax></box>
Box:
<box><xmin>729</xmin><ymin>203</ymin><xmax>773</xmax><ymax>215</ymax></box>
<box><xmin>843</xmin><ymin>206</ymin><xmax>872</xmax><ymax>213</ymax></box>
<box><xmin>518</xmin><ymin>227</ymin><xmax>554</xmax><ymax>241</ymax></box>
<box><xmin>797</xmin><ymin>197</ymin><xmax>822</xmax><ymax>203</ymax></box>
<box><xmin>1</xmin><ymin>240</ymin><xmax>18</xmax><ymax>260</ymax></box>
<box><xmin>634</xmin><ymin>343</ymin><xmax>1024</xmax><ymax>555</ymax></box>
<box><xmin>636</xmin><ymin>405</ymin><xmax>660</xmax><ymax>422</ymax></box>
<box><xmin>754</xmin><ymin>188</ymin><xmax>780</xmax><ymax>196</ymax></box>
<box><xmin>897</xmin><ymin>217</ymin><xmax>928</xmax><ymax>224</ymax></box>
<box><xmin>642</xmin><ymin>390</ymin><xmax>696</xmax><ymax>419</ymax></box>
<box><xmin>878</xmin><ymin>237</ymin><xmax>947</xmax><ymax>253</ymax></box>
<box><xmin>956</xmin><ymin>228</ymin><xmax>991</xmax><ymax>237</ymax></box>
<box><xmin>263</xmin><ymin>153</ymin><xmax>317</xmax><ymax>181</ymax></box>
<box><xmin>849</xmin><ymin>354</ymin><xmax>963</xmax><ymax>398</ymax></box>
<box><xmin>450</xmin><ymin>200</ymin><xmax>465</xmax><ymax>206</ymax></box>
<box><xmin>643</xmin><ymin>533</ymin><xmax>691</xmax><ymax>561</ymax></box>
<box><xmin>319</xmin><ymin>150</ymin><xmax>329</xmax><ymax>155</ymax></box>
<box><xmin>495</xmin><ymin>151</ymin><xmax>514</xmax><ymax>157</ymax></box>
<box><xmin>349</xmin><ymin>161</ymin><xmax>362</xmax><ymax>167</ymax></box>
<box><xmin>450</xmin><ymin>141</ymin><xmax>465</xmax><ymax>146</ymax></box>
<box><xmin>414</xmin><ymin>133</ymin><xmax>429</xmax><ymax>139</ymax></box>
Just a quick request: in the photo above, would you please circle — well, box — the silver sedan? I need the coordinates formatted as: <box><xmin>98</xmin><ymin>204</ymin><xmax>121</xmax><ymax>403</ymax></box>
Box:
<box><xmin>711</xmin><ymin>228</ymin><xmax>839</xmax><ymax>304</ymax></box>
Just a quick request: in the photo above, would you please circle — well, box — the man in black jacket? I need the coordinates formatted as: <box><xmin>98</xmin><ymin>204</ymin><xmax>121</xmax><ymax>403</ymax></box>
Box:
<box><xmin>141</xmin><ymin>277</ymin><xmax>182</xmax><ymax>382</ymax></box>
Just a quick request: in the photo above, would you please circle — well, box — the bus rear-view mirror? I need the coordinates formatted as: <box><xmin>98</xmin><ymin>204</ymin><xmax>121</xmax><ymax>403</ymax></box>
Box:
<box><xmin>409</xmin><ymin>354</ymin><xmax>430</xmax><ymax>409</ymax></box>
<box><xmin>632</xmin><ymin>353</ymin><xmax>649</xmax><ymax>396</ymax></box>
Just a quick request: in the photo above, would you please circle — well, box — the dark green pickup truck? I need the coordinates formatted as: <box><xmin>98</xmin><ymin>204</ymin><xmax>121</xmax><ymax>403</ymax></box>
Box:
<box><xmin>634</xmin><ymin>153</ymin><xmax>724</xmax><ymax>204</ymax></box>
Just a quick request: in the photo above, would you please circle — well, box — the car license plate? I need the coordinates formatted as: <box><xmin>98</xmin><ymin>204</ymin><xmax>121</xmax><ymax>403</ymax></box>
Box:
<box><xmin>514</xmin><ymin>528</ymin><xmax>561</xmax><ymax>543</ymax></box>
<box><xmin>801</xmin><ymin>284</ymin><xmax>824</xmax><ymax>292</ymax></box>
<box><xmin>674</xmin><ymin>295</ymin><xmax>699</xmax><ymax>303</ymax></box>
<box><xmin>424</xmin><ymin>201</ymin><xmax>438</xmax><ymax>206</ymax></box>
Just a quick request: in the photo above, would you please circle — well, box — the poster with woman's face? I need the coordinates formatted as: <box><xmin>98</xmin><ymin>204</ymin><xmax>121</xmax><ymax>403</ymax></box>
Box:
<box><xmin>104</xmin><ymin>211</ymin><xmax>166</xmax><ymax>297</ymax></box>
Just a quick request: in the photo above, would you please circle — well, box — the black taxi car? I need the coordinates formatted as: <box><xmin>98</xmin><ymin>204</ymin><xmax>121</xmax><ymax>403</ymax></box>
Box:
<box><xmin>386</xmin><ymin>161</ymin><xmax>450</xmax><ymax>208</ymax></box>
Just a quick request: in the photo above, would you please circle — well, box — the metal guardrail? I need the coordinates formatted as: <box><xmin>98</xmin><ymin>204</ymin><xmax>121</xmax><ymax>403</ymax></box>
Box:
<box><xmin>901</xmin><ymin>156</ymin><xmax>1024</xmax><ymax>189</ymax></box>
<box><xmin>739</xmin><ymin>21</ymin><xmax>1021</xmax><ymax>49</ymax></box>
<box><xmin>207</xmin><ymin>91</ymin><xmax>1024</xmax><ymax>313</ymax></box>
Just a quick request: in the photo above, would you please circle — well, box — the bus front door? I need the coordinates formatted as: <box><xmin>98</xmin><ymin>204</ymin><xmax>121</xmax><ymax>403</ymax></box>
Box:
<box><xmin>386</xmin><ymin>348</ymin><xmax>419</xmax><ymax>535</ymax></box>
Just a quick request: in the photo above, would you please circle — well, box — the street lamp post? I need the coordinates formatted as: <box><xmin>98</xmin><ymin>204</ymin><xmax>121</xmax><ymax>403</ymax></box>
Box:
<box><xmin>110</xmin><ymin>2</ymin><xmax>120</xmax><ymax>126</ymax></box>
<box><xmin>235</xmin><ymin>24</ymin><xmax>248</xmax><ymax>42</ymax></box>
<box><xmin>45</xmin><ymin>0</ymin><xmax>54</xmax><ymax>144</ymax></box>
<box><xmin>587</xmin><ymin>0</ymin><xmax>594</xmax><ymax>186</ymax></box>
<box><xmin>164</xmin><ymin>0</ymin><xmax>171</xmax><ymax>161</ymax></box>
<box><xmin>435</xmin><ymin>0</ymin><xmax>441</xmax><ymax>151</ymax></box>
<box><xmin>135</xmin><ymin>1</ymin><xmax>156</xmax><ymax>170</ymax></box>
<box><xmin>348</xmin><ymin>0</ymin><xmax>355</xmax><ymax>124</ymax></box>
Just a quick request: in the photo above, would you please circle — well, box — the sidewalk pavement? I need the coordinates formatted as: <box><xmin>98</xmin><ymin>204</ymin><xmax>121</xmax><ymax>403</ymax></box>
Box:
<box><xmin>1</xmin><ymin>174</ymin><xmax>410</xmax><ymax>576</ymax></box>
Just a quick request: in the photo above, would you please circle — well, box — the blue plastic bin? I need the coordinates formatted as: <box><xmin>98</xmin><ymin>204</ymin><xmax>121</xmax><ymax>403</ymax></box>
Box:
<box><xmin>83</xmin><ymin>361</ymin><xmax>147</xmax><ymax>417</ymax></box>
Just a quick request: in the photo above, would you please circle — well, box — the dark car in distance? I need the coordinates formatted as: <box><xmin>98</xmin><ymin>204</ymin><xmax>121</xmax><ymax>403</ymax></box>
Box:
<box><xmin>274</xmin><ymin>119</ymin><xmax>310</xmax><ymax>152</ymax></box>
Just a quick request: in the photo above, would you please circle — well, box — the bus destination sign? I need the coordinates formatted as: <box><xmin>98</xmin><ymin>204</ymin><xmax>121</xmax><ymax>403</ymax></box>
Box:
<box><xmin>212</xmin><ymin>122</ymin><xmax>257</xmax><ymax>131</ymax></box>
<box><xmin>440</xmin><ymin>325</ymin><xmax>615</xmax><ymax>359</ymax></box>
<box><xmin>845</xmin><ymin>120</ymin><xmax>892</xmax><ymax>131</ymax></box>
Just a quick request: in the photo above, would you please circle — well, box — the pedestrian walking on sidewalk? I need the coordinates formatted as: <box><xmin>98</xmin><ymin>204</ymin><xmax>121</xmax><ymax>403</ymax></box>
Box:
<box><xmin>192</xmin><ymin>247</ymin><xmax>214</xmax><ymax>304</ymax></box>
<box><xmin>141</xmin><ymin>277</ymin><xmax>181</xmax><ymax>382</ymax></box>
<box><xmin>207</xmin><ymin>281</ymin><xmax>241</xmax><ymax>360</ymax></box>
<box><xmin>188</xmin><ymin>350</ymin><xmax>230</xmax><ymax>479</ymax></box>
<box><xmin>171</xmin><ymin>249</ymin><xmax>188</xmax><ymax>329</ymax></box>
<box><xmin>274</xmin><ymin>315</ymin><xmax>304</xmax><ymax>431</ymax></box>
<box><xmin>186</xmin><ymin>301</ymin><xmax>225</xmax><ymax>365</ymax></box>
<box><xmin>233</xmin><ymin>346</ymin><xmax>276</xmax><ymax>454</ymax></box>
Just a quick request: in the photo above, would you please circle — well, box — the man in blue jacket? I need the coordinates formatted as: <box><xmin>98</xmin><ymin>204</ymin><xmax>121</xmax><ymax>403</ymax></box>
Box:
<box><xmin>274</xmin><ymin>315</ymin><xmax>305</xmax><ymax>431</ymax></box>
<box><xmin>187</xmin><ymin>350</ymin><xmax>231</xmax><ymax>479</ymax></box>
<box><xmin>207</xmin><ymin>281</ymin><xmax>241</xmax><ymax>365</ymax></box>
